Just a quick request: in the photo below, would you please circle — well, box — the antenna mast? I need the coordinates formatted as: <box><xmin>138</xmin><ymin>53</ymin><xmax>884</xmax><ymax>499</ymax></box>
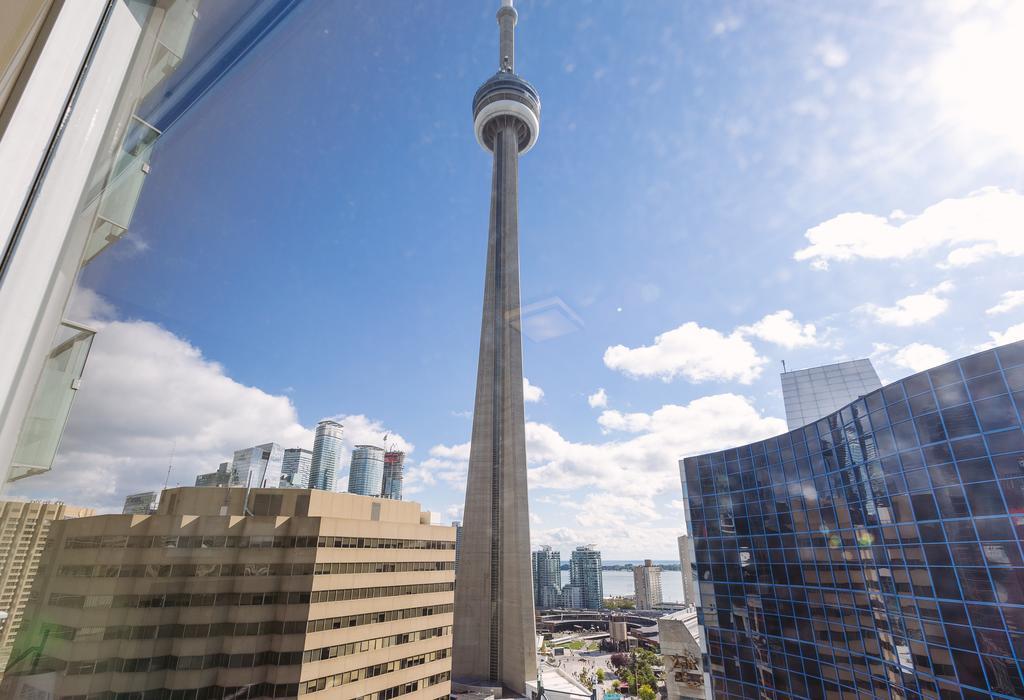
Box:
<box><xmin>162</xmin><ymin>441</ymin><xmax>176</xmax><ymax>493</ymax></box>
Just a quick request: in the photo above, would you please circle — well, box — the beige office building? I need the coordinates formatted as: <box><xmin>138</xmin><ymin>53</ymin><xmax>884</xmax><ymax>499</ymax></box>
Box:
<box><xmin>632</xmin><ymin>559</ymin><xmax>663</xmax><ymax>610</ymax></box>
<box><xmin>3</xmin><ymin>488</ymin><xmax>454</xmax><ymax>700</ymax></box>
<box><xmin>0</xmin><ymin>500</ymin><xmax>93</xmax><ymax>679</ymax></box>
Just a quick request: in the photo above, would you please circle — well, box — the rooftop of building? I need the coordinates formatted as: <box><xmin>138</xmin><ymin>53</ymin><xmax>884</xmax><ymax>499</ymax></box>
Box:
<box><xmin>779</xmin><ymin>357</ymin><xmax>877</xmax><ymax>378</ymax></box>
<box><xmin>659</xmin><ymin>607</ymin><xmax>701</xmax><ymax>645</ymax></box>
<box><xmin>688</xmin><ymin>339</ymin><xmax>1023</xmax><ymax>462</ymax></box>
<box><xmin>535</xmin><ymin>662</ymin><xmax>590</xmax><ymax>698</ymax></box>
<box><xmin>138</xmin><ymin>486</ymin><xmax>441</xmax><ymax>525</ymax></box>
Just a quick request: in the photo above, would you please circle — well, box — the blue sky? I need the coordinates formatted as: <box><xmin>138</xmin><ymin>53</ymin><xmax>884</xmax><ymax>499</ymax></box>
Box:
<box><xmin>15</xmin><ymin>0</ymin><xmax>1024</xmax><ymax>559</ymax></box>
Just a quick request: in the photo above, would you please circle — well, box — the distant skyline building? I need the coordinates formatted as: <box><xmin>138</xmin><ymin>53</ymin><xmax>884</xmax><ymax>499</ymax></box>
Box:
<box><xmin>348</xmin><ymin>445</ymin><xmax>386</xmax><ymax>496</ymax></box>
<box><xmin>382</xmin><ymin>450</ymin><xmax>406</xmax><ymax>499</ymax></box>
<box><xmin>452</xmin><ymin>0</ymin><xmax>542</xmax><ymax>694</ymax></box>
<box><xmin>195</xmin><ymin>461</ymin><xmax>231</xmax><ymax>487</ymax></box>
<box><xmin>683</xmin><ymin>340</ymin><xmax>1024</xmax><ymax>699</ymax></box>
<box><xmin>632</xmin><ymin>558</ymin><xmax>663</xmax><ymax>610</ymax></box>
<box><xmin>532</xmin><ymin>545</ymin><xmax>562</xmax><ymax>609</ymax></box>
<box><xmin>452</xmin><ymin>521</ymin><xmax>463</xmax><ymax>574</ymax></box>
<box><xmin>309</xmin><ymin>419</ymin><xmax>343</xmax><ymax>491</ymax></box>
<box><xmin>560</xmin><ymin>585</ymin><xmax>582</xmax><ymax>609</ymax></box>
<box><xmin>121</xmin><ymin>491</ymin><xmax>159</xmax><ymax>515</ymax></box>
<box><xmin>570</xmin><ymin>545</ymin><xmax>603</xmax><ymax>610</ymax></box>
<box><xmin>229</xmin><ymin>443</ymin><xmax>284</xmax><ymax>489</ymax></box>
<box><xmin>781</xmin><ymin>358</ymin><xmax>882</xmax><ymax>430</ymax></box>
<box><xmin>281</xmin><ymin>447</ymin><xmax>313</xmax><ymax>488</ymax></box>
<box><xmin>4</xmin><ymin>487</ymin><xmax>455</xmax><ymax>698</ymax></box>
<box><xmin>0</xmin><ymin>500</ymin><xmax>93</xmax><ymax>679</ymax></box>
<box><xmin>676</xmin><ymin>535</ymin><xmax>694</xmax><ymax>607</ymax></box>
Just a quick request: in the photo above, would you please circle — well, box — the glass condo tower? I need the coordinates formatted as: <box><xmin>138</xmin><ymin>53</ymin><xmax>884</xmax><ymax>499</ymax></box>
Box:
<box><xmin>683</xmin><ymin>340</ymin><xmax>1024</xmax><ymax>699</ymax></box>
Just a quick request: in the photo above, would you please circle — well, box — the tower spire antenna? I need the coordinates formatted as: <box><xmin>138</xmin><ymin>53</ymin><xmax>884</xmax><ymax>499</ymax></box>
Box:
<box><xmin>498</xmin><ymin>0</ymin><xmax>517</xmax><ymax>72</ymax></box>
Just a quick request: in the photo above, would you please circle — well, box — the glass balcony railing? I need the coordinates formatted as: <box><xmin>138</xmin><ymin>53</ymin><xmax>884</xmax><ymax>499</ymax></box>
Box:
<box><xmin>8</xmin><ymin>323</ymin><xmax>95</xmax><ymax>482</ymax></box>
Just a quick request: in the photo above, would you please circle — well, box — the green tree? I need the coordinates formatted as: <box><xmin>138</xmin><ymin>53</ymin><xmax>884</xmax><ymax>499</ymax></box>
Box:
<box><xmin>638</xmin><ymin>684</ymin><xmax>656</xmax><ymax>700</ymax></box>
<box><xmin>611</xmin><ymin>680</ymin><xmax>621</xmax><ymax>692</ymax></box>
<box><xmin>627</xmin><ymin>650</ymin><xmax>658</xmax><ymax>691</ymax></box>
<box><xmin>596</xmin><ymin>668</ymin><xmax>606</xmax><ymax>683</ymax></box>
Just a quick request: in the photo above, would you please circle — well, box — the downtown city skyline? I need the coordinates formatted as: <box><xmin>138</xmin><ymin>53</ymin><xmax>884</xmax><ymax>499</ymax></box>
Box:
<box><xmin>8</xmin><ymin>0</ymin><xmax>1024</xmax><ymax>561</ymax></box>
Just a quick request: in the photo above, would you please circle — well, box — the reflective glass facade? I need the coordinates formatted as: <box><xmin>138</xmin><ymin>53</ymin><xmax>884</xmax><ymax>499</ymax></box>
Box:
<box><xmin>348</xmin><ymin>445</ymin><xmax>386</xmax><ymax>497</ymax></box>
<box><xmin>683</xmin><ymin>340</ymin><xmax>1024</xmax><ymax>699</ymax></box>
<box><xmin>310</xmin><ymin>420</ymin><xmax>343</xmax><ymax>491</ymax></box>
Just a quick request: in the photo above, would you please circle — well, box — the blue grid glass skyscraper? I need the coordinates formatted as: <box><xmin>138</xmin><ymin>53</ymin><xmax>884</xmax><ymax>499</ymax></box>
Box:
<box><xmin>309</xmin><ymin>419</ymin><xmax>342</xmax><ymax>491</ymax></box>
<box><xmin>682</xmin><ymin>340</ymin><xmax>1024</xmax><ymax>699</ymax></box>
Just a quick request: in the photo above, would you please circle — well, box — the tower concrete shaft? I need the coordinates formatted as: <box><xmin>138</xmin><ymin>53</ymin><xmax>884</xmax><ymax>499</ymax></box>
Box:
<box><xmin>453</xmin><ymin>2</ymin><xmax>540</xmax><ymax>697</ymax></box>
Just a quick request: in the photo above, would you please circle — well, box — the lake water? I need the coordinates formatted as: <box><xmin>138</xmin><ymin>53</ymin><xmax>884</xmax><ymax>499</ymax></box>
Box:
<box><xmin>560</xmin><ymin>568</ymin><xmax>686</xmax><ymax>603</ymax></box>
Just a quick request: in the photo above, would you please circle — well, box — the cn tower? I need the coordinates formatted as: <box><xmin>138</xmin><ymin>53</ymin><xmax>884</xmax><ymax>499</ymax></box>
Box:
<box><xmin>452</xmin><ymin>0</ymin><xmax>540</xmax><ymax>696</ymax></box>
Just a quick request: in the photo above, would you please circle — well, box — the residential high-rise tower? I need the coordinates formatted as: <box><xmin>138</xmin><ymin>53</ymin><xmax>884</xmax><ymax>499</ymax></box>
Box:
<box><xmin>309</xmin><ymin>419</ymin><xmax>343</xmax><ymax>491</ymax></box>
<box><xmin>677</xmin><ymin>534</ymin><xmax>695</xmax><ymax>607</ymax></box>
<box><xmin>0</xmin><ymin>500</ymin><xmax>92</xmax><ymax>680</ymax></box>
<box><xmin>383</xmin><ymin>450</ymin><xmax>406</xmax><ymax>500</ymax></box>
<box><xmin>532</xmin><ymin>546</ymin><xmax>562</xmax><ymax>610</ymax></box>
<box><xmin>348</xmin><ymin>445</ymin><xmax>386</xmax><ymax>497</ymax></box>
<box><xmin>453</xmin><ymin>521</ymin><xmax>463</xmax><ymax>574</ymax></box>
<box><xmin>633</xmin><ymin>559</ymin><xmax>664</xmax><ymax>610</ymax></box>
<box><xmin>281</xmin><ymin>447</ymin><xmax>313</xmax><ymax>488</ymax></box>
<box><xmin>452</xmin><ymin>1</ymin><xmax>541</xmax><ymax>695</ymax></box>
<box><xmin>570</xmin><ymin>545</ymin><xmax>603</xmax><ymax>610</ymax></box>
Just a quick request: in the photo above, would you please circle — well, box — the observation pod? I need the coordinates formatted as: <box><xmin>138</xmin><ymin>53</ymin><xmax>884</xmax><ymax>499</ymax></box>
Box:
<box><xmin>472</xmin><ymin>71</ymin><xmax>542</xmax><ymax>154</ymax></box>
<box><xmin>471</xmin><ymin>2</ymin><xmax>541</xmax><ymax>154</ymax></box>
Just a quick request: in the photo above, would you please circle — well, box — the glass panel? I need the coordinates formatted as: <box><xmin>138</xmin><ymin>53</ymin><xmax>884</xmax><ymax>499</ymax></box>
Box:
<box><xmin>9</xmin><ymin>323</ymin><xmax>95</xmax><ymax>481</ymax></box>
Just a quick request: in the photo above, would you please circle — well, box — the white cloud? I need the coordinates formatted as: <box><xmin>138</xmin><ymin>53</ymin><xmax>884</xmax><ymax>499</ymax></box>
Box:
<box><xmin>528</xmin><ymin>394</ymin><xmax>785</xmax><ymax>497</ymax></box>
<box><xmin>604</xmin><ymin>322</ymin><xmax>766</xmax><ymax>384</ymax></box>
<box><xmin>738</xmin><ymin>309</ymin><xmax>821</xmax><ymax>348</ymax></box>
<box><xmin>815</xmin><ymin>38</ymin><xmax>849</xmax><ymax>68</ymax></box>
<box><xmin>587</xmin><ymin>388</ymin><xmax>608</xmax><ymax>408</ymax></box>
<box><xmin>794</xmin><ymin>188</ymin><xmax>1024</xmax><ymax>269</ymax></box>
<box><xmin>987</xmin><ymin>290</ymin><xmax>1024</xmax><ymax>315</ymax></box>
<box><xmin>404</xmin><ymin>441</ymin><xmax>470</xmax><ymax>495</ymax></box>
<box><xmin>523</xmin><ymin>377</ymin><xmax>544</xmax><ymax>403</ymax></box>
<box><xmin>858</xmin><ymin>281</ymin><xmax>954</xmax><ymax>326</ymax></box>
<box><xmin>978</xmin><ymin>322</ymin><xmax>1024</xmax><ymax>350</ymax></box>
<box><xmin>597</xmin><ymin>410</ymin><xmax>651</xmax><ymax>434</ymax></box>
<box><xmin>890</xmin><ymin>343</ymin><xmax>951</xmax><ymax>372</ymax></box>
<box><xmin>9</xmin><ymin>319</ymin><xmax>311</xmax><ymax>509</ymax></box>
<box><xmin>426</xmin><ymin>394</ymin><xmax>785</xmax><ymax>556</ymax></box>
<box><xmin>444</xmin><ymin>504</ymin><xmax>464</xmax><ymax>524</ymax></box>
<box><xmin>9</xmin><ymin>299</ymin><xmax>411</xmax><ymax>510</ymax></box>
